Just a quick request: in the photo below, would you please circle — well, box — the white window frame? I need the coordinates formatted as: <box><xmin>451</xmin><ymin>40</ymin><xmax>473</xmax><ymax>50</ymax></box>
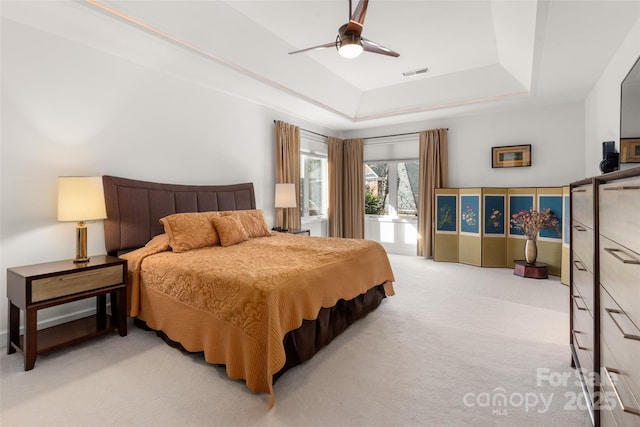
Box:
<box><xmin>300</xmin><ymin>152</ymin><xmax>328</xmax><ymax>220</ymax></box>
<box><xmin>299</xmin><ymin>130</ymin><xmax>328</xmax><ymax>225</ymax></box>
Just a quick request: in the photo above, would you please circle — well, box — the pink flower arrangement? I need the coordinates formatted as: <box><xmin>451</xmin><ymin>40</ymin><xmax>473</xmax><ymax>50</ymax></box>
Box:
<box><xmin>510</xmin><ymin>208</ymin><xmax>560</xmax><ymax>239</ymax></box>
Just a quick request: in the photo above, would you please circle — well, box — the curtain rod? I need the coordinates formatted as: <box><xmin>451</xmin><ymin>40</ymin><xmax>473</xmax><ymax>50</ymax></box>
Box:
<box><xmin>273</xmin><ymin>120</ymin><xmax>448</xmax><ymax>140</ymax></box>
<box><xmin>273</xmin><ymin>120</ymin><xmax>330</xmax><ymax>138</ymax></box>
<box><xmin>364</xmin><ymin>129</ymin><xmax>449</xmax><ymax>140</ymax></box>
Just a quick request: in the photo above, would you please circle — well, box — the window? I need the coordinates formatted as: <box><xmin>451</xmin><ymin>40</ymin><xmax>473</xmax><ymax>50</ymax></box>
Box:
<box><xmin>365</xmin><ymin>160</ymin><xmax>418</xmax><ymax>217</ymax></box>
<box><xmin>300</xmin><ymin>153</ymin><xmax>328</xmax><ymax>218</ymax></box>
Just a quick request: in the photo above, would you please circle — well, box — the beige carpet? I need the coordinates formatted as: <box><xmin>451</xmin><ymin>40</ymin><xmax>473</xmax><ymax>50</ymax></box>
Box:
<box><xmin>0</xmin><ymin>255</ymin><xmax>591</xmax><ymax>426</ymax></box>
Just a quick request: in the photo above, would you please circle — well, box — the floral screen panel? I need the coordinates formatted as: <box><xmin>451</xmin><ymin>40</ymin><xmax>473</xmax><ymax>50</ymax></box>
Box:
<box><xmin>436</xmin><ymin>195</ymin><xmax>457</xmax><ymax>233</ymax></box>
<box><xmin>508</xmin><ymin>195</ymin><xmax>534</xmax><ymax>237</ymax></box>
<box><xmin>484</xmin><ymin>195</ymin><xmax>505</xmax><ymax>236</ymax></box>
<box><xmin>563</xmin><ymin>194</ymin><xmax>570</xmax><ymax>247</ymax></box>
<box><xmin>460</xmin><ymin>195</ymin><xmax>480</xmax><ymax>235</ymax></box>
<box><xmin>538</xmin><ymin>195</ymin><xmax>563</xmax><ymax>240</ymax></box>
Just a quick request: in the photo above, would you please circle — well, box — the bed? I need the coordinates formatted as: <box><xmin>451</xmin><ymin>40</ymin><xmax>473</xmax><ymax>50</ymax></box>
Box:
<box><xmin>102</xmin><ymin>175</ymin><xmax>395</xmax><ymax>406</ymax></box>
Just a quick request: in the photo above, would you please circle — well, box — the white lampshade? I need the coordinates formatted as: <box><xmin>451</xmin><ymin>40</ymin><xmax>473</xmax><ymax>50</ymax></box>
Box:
<box><xmin>275</xmin><ymin>183</ymin><xmax>297</xmax><ymax>208</ymax></box>
<box><xmin>57</xmin><ymin>176</ymin><xmax>107</xmax><ymax>222</ymax></box>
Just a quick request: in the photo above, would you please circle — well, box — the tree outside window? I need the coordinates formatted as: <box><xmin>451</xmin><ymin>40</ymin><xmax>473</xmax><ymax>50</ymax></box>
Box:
<box><xmin>364</xmin><ymin>161</ymin><xmax>418</xmax><ymax>217</ymax></box>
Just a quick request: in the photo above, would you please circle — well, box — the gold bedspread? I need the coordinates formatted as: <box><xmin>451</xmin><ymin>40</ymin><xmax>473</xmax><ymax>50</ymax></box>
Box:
<box><xmin>122</xmin><ymin>233</ymin><xmax>395</xmax><ymax>405</ymax></box>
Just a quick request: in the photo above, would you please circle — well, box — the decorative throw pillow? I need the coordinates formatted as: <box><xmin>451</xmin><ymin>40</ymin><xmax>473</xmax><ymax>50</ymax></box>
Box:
<box><xmin>159</xmin><ymin>211</ymin><xmax>220</xmax><ymax>252</ymax></box>
<box><xmin>211</xmin><ymin>215</ymin><xmax>250</xmax><ymax>247</ymax></box>
<box><xmin>222</xmin><ymin>209</ymin><xmax>272</xmax><ymax>238</ymax></box>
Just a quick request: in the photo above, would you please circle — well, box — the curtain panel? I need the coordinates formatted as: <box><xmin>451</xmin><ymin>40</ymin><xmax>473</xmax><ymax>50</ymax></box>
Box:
<box><xmin>418</xmin><ymin>129</ymin><xmax>449</xmax><ymax>257</ymax></box>
<box><xmin>327</xmin><ymin>137</ymin><xmax>344</xmax><ymax>238</ymax></box>
<box><xmin>342</xmin><ymin>138</ymin><xmax>364</xmax><ymax>239</ymax></box>
<box><xmin>275</xmin><ymin>120</ymin><xmax>301</xmax><ymax>230</ymax></box>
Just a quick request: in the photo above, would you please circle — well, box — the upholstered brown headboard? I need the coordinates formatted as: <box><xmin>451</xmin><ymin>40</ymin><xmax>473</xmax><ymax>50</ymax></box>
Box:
<box><xmin>102</xmin><ymin>175</ymin><xmax>256</xmax><ymax>255</ymax></box>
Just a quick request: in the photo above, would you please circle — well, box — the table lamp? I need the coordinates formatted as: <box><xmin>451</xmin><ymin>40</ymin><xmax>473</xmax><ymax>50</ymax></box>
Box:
<box><xmin>57</xmin><ymin>176</ymin><xmax>107</xmax><ymax>263</ymax></box>
<box><xmin>275</xmin><ymin>183</ymin><xmax>297</xmax><ymax>232</ymax></box>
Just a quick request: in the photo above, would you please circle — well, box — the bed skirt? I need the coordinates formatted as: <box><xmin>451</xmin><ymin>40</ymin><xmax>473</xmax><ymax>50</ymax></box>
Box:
<box><xmin>133</xmin><ymin>283</ymin><xmax>387</xmax><ymax>383</ymax></box>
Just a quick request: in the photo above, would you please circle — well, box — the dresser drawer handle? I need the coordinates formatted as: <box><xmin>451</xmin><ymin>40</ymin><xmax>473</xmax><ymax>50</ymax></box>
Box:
<box><xmin>572</xmin><ymin>330</ymin><xmax>588</xmax><ymax>351</ymax></box>
<box><xmin>606</xmin><ymin>308</ymin><xmax>640</xmax><ymax>341</ymax></box>
<box><xmin>573</xmin><ymin>260</ymin><xmax>587</xmax><ymax>271</ymax></box>
<box><xmin>602</xmin><ymin>185</ymin><xmax>640</xmax><ymax>191</ymax></box>
<box><xmin>573</xmin><ymin>295</ymin><xmax>588</xmax><ymax>311</ymax></box>
<box><xmin>603</xmin><ymin>367</ymin><xmax>640</xmax><ymax>417</ymax></box>
<box><xmin>571</xmin><ymin>189</ymin><xmax>587</xmax><ymax>193</ymax></box>
<box><xmin>604</xmin><ymin>248</ymin><xmax>640</xmax><ymax>265</ymax></box>
<box><xmin>59</xmin><ymin>271</ymin><xmax>106</xmax><ymax>281</ymax></box>
<box><xmin>573</xmin><ymin>225</ymin><xmax>587</xmax><ymax>232</ymax></box>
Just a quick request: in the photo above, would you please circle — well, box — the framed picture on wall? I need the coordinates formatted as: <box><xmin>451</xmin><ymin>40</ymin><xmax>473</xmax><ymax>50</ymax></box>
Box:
<box><xmin>620</xmin><ymin>138</ymin><xmax>640</xmax><ymax>163</ymax></box>
<box><xmin>492</xmin><ymin>144</ymin><xmax>532</xmax><ymax>168</ymax></box>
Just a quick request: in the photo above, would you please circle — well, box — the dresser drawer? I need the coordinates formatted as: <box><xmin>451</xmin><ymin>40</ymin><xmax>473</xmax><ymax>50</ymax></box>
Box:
<box><xmin>600</xmin><ymin>235</ymin><xmax>640</xmax><ymax>327</ymax></box>
<box><xmin>573</xmin><ymin>259</ymin><xmax>594</xmax><ymax>314</ymax></box>
<box><xmin>573</xmin><ymin>299</ymin><xmax>594</xmax><ymax>354</ymax></box>
<box><xmin>572</xmin><ymin>221</ymin><xmax>593</xmax><ymax>272</ymax></box>
<box><xmin>601</xmin><ymin>287</ymin><xmax>640</xmax><ymax>397</ymax></box>
<box><xmin>599</xmin><ymin>404</ymin><xmax>619</xmax><ymax>427</ymax></box>
<box><xmin>573</xmin><ymin>303</ymin><xmax>595</xmax><ymax>400</ymax></box>
<box><xmin>31</xmin><ymin>264</ymin><xmax>124</xmax><ymax>303</ymax></box>
<box><xmin>600</xmin><ymin>340</ymin><xmax>640</xmax><ymax>427</ymax></box>
<box><xmin>599</xmin><ymin>176</ymin><xmax>640</xmax><ymax>254</ymax></box>
<box><xmin>572</xmin><ymin>289</ymin><xmax>591</xmax><ymax>318</ymax></box>
<box><xmin>572</xmin><ymin>184</ymin><xmax>594</xmax><ymax>227</ymax></box>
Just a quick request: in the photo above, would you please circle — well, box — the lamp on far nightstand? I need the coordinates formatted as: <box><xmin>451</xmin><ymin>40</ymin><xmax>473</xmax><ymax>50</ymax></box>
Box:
<box><xmin>275</xmin><ymin>183</ymin><xmax>296</xmax><ymax>232</ymax></box>
<box><xmin>57</xmin><ymin>176</ymin><xmax>107</xmax><ymax>263</ymax></box>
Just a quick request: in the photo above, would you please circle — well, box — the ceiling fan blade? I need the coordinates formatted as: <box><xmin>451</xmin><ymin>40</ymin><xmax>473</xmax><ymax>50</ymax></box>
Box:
<box><xmin>289</xmin><ymin>42</ymin><xmax>336</xmax><ymax>55</ymax></box>
<box><xmin>344</xmin><ymin>0</ymin><xmax>368</xmax><ymax>35</ymax></box>
<box><xmin>361</xmin><ymin>38</ymin><xmax>400</xmax><ymax>57</ymax></box>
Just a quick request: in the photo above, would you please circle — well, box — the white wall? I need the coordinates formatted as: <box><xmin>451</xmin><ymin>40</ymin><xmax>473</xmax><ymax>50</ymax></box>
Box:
<box><xmin>348</xmin><ymin>102</ymin><xmax>586</xmax><ymax>188</ymax></box>
<box><xmin>586</xmin><ymin>18</ymin><xmax>640</xmax><ymax>176</ymax></box>
<box><xmin>0</xmin><ymin>19</ymin><xmax>328</xmax><ymax>338</ymax></box>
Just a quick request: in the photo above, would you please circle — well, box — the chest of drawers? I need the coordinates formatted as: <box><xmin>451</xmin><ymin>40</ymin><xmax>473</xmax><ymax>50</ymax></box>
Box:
<box><xmin>570</xmin><ymin>168</ymin><xmax>640</xmax><ymax>427</ymax></box>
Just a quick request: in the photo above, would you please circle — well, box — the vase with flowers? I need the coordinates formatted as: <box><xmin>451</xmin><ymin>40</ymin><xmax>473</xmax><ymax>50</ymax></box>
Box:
<box><xmin>510</xmin><ymin>208</ymin><xmax>560</xmax><ymax>264</ymax></box>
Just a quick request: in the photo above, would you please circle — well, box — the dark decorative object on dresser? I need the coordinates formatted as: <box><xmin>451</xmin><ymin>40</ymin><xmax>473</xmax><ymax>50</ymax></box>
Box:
<box><xmin>570</xmin><ymin>165</ymin><xmax>640</xmax><ymax>426</ymax></box>
<box><xmin>599</xmin><ymin>141</ymin><xmax>619</xmax><ymax>174</ymax></box>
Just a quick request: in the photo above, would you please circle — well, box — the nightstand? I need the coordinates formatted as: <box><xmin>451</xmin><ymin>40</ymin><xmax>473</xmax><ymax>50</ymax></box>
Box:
<box><xmin>287</xmin><ymin>228</ymin><xmax>311</xmax><ymax>236</ymax></box>
<box><xmin>6</xmin><ymin>255</ymin><xmax>127</xmax><ymax>370</ymax></box>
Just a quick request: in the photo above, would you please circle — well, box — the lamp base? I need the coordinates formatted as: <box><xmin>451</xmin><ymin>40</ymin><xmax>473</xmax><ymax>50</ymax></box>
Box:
<box><xmin>74</xmin><ymin>222</ymin><xmax>89</xmax><ymax>263</ymax></box>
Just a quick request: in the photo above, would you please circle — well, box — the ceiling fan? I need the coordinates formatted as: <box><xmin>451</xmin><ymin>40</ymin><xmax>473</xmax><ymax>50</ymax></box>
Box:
<box><xmin>288</xmin><ymin>0</ymin><xmax>399</xmax><ymax>59</ymax></box>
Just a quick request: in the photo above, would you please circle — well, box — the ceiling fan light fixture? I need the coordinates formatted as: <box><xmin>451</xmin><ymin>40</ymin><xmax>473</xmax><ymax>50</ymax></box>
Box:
<box><xmin>338</xmin><ymin>35</ymin><xmax>363</xmax><ymax>59</ymax></box>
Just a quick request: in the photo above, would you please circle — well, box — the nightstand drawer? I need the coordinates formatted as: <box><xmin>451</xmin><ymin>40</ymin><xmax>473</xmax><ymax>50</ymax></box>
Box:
<box><xmin>31</xmin><ymin>265</ymin><xmax>124</xmax><ymax>303</ymax></box>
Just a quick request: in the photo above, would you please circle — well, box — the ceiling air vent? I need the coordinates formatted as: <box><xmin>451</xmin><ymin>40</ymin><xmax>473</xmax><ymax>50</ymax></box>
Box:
<box><xmin>403</xmin><ymin>68</ymin><xmax>429</xmax><ymax>77</ymax></box>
